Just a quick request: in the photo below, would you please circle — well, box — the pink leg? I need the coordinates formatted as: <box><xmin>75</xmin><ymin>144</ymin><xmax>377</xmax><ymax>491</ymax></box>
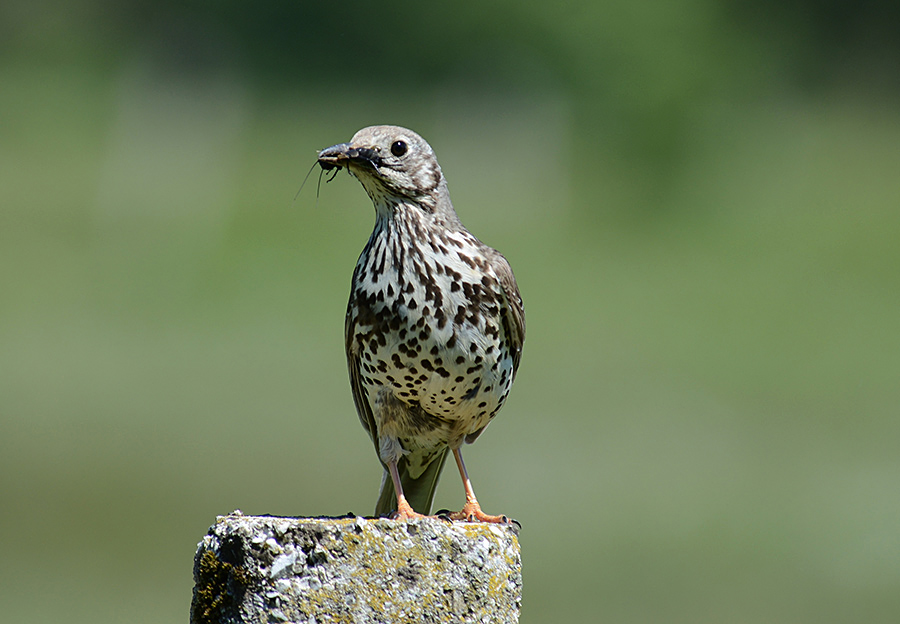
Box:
<box><xmin>387</xmin><ymin>459</ymin><xmax>426</xmax><ymax>520</ymax></box>
<box><xmin>446</xmin><ymin>448</ymin><xmax>509</xmax><ymax>524</ymax></box>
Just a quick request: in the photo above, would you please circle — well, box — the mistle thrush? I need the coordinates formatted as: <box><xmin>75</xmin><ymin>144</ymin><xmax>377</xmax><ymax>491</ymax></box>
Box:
<box><xmin>318</xmin><ymin>126</ymin><xmax>525</xmax><ymax>522</ymax></box>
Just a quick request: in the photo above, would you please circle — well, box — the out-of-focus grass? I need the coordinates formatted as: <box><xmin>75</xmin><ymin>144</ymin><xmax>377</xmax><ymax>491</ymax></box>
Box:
<box><xmin>1</xmin><ymin>62</ymin><xmax>899</xmax><ymax>623</ymax></box>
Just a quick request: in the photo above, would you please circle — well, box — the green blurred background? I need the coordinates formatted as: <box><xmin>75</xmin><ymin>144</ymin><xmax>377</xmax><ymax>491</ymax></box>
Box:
<box><xmin>2</xmin><ymin>1</ymin><xmax>899</xmax><ymax>622</ymax></box>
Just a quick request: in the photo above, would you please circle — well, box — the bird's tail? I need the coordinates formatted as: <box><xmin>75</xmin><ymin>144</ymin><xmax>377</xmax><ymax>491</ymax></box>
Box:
<box><xmin>374</xmin><ymin>449</ymin><xmax>449</xmax><ymax>517</ymax></box>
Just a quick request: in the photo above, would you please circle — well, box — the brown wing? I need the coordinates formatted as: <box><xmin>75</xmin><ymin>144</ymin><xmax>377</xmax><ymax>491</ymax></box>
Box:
<box><xmin>463</xmin><ymin>249</ymin><xmax>525</xmax><ymax>446</ymax></box>
<box><xmin>345</xmin><ymin>288</ymin><xmax>380</xmax><ymax>456</ymax></box>
<box><xmin>490</xmin><ymin>250</ymin><xmax>526</xmax><ymax>380</ymax></box>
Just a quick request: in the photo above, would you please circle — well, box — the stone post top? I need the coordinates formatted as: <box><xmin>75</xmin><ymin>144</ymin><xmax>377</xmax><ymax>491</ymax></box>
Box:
<box><xmin>192</xmin><ymin>511</ymin><xmax>522</xmax><ymax>624</ymax></box>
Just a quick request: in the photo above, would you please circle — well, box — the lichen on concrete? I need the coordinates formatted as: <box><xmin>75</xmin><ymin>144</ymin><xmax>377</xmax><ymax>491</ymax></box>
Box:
<box><xmin>191</xmin><ymin>511</ymin><xmax>521</xmax><ymax>624</ymax></box>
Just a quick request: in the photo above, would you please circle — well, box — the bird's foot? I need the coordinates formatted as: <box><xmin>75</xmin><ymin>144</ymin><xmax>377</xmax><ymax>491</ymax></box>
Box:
<box><xmin>389</xmin><ymin>498</ymin><xmax>427</xmax><ymax>521</ymax></box>
<box><xmin>446</xmin><ymin>502</ymin><xmax>510</xmax><ymax>524</ymax></box>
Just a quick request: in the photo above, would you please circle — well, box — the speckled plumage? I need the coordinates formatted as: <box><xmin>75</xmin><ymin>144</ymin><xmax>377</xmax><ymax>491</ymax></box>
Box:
<box><xmin>318</xmin><ymin>126</ymin><xmax>525</xmax><ymax>520</ymax></box>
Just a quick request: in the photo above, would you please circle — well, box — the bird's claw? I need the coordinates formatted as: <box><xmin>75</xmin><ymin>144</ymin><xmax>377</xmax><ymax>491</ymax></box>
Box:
<box><xmin>447</xmin><ymin>503</ymin><xmax>512</xmax><ymax>524</ymax></box>
<box><xmin>389</xmin><ymin>499</ymin><xmax>427</xmax><ymax>521</ymax></box>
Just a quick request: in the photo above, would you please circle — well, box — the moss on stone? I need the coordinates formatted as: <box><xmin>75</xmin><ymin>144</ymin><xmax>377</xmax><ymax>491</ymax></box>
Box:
<box><xmin>192</xmin><ymin>514</ymin><xmax>521</xmax><ymax>623</ymax></box>
<box><xmin>191</xmin><ymin>549</ymin><xmax>252</xmax><ymax>624</ymax></box>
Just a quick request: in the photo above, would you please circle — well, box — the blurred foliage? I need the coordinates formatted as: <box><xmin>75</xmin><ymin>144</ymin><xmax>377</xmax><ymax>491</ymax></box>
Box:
<box><xmin>3</xmin><ymin>0</ymin><xmax>898</xmax><ymax>189</ymax></box>
<box><xmin>1</xmin><ymin>1</ymin><xmax>899</xmax><ymax>623</ymax></box>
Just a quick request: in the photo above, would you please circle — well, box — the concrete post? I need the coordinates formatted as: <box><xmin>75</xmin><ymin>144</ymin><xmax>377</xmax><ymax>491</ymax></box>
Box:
<box><xmin>191</xmin><ymin>511</ymin><xmax>522</xmax><ymax>623</ymax></box>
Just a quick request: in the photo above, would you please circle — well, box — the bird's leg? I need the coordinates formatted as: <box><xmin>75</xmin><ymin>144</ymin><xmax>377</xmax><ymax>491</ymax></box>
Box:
<box><xmin>447</xmin><ymin>448</ymin><xmax>509</xmax><ymax>524</ymax></box>
<box><xmin>387</xmin><ymin>459</ymin><xmax>426</xmax><ymax>520</ymax></box>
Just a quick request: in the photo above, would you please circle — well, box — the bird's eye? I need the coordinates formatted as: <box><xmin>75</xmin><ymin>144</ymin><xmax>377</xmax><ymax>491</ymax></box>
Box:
<box><xmin>390</xmin><ymin>140</ymin><xmax>408</xmax><ymax>157</ymax></box>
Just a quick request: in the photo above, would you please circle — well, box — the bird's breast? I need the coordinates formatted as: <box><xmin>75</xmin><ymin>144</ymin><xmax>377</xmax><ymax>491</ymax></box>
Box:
<box><xmin>349</xmin><ymin>228</ymin><xmax>516</xmax><ymax>438</ymax></box>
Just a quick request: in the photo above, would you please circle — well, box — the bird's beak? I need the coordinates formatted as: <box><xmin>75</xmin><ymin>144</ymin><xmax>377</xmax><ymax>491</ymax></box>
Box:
<box><xmin>317</xmin><ymin>143</ymin><xmax>381</xmax><ymax>172</ymax></box>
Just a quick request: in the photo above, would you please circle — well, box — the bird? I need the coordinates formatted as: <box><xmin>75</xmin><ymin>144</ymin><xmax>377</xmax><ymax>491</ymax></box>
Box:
<box><xmin>317</xmin><ymin>125</ymin><xmax>525</xmax><ymax>522</ymax></box>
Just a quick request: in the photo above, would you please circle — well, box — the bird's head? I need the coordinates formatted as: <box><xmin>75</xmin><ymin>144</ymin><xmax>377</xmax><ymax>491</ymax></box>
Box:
<box><xmin>318</xmin><ymin>125</ymin><xmax>452</xmax><ymax>217</ymax></box>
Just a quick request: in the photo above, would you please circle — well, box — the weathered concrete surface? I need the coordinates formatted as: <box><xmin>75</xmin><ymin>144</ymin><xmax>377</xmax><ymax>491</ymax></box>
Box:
<box><xmin>191</xmin><ymin>511</ymin><xmax>521</xmax><ymax>624</ymax></box>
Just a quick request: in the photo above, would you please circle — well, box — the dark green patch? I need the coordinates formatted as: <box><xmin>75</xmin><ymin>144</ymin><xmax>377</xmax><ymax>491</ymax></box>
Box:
<box><xmin>190</xmin><ymin>541</ymin><xmax>253</xmax><ymax>624</ymax></box>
